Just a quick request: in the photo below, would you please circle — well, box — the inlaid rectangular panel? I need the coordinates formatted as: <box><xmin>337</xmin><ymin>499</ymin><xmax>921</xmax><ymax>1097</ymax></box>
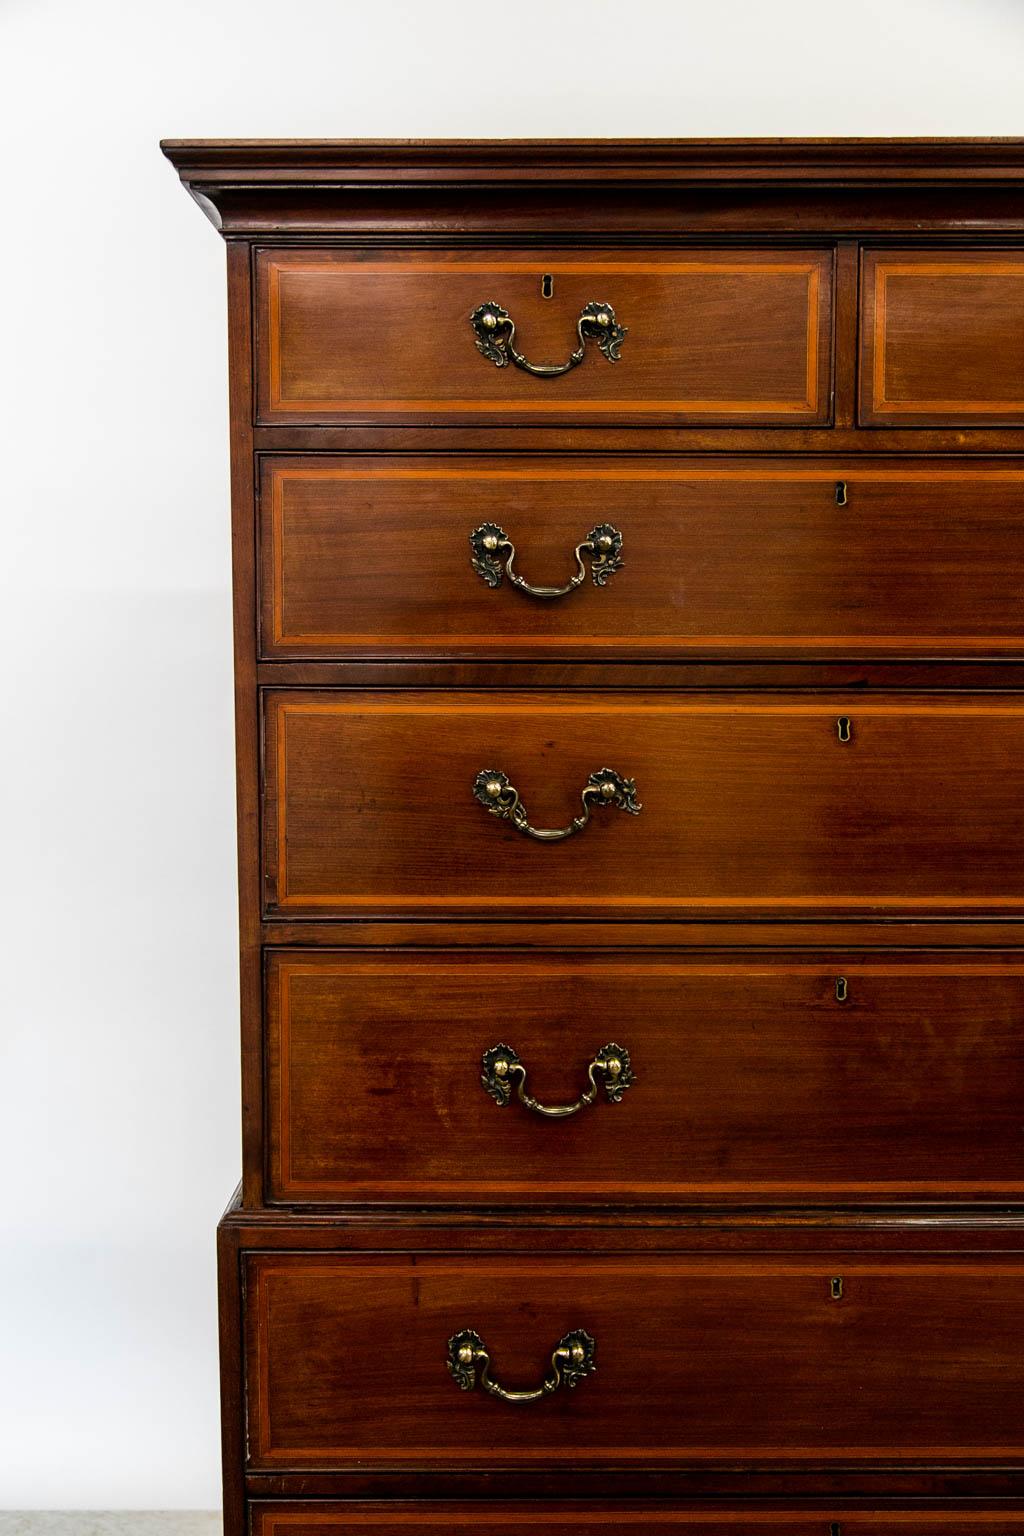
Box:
<box><xmin>259</xmin><ymin>457</ymin><xmax>1024</xmax><ymax>659</ymax></box>
<box><xmin>265</xmin><ymin>952</ymin><xmax>1024</xmax><ymax>1206</ymax></box>
<box><xmin>255</xmin><ymin>247</ymin><xmax>834</xmax><ymax>425</ymax></box>
<box><xmin>860</xmin><ymin>248</ymin><xmax>1024</xmax><ymax>424</ymax></box>
<box><xmin>244</xmin><ymin>1251</ymin><xmax>1024</xmax><ymax>1469</ymax></box>
<box><xmin>262</xmin><ymin>692</ymin><xmax>1024</xmax><ymax>919</ymax></box>
<box><xmin>251</xmin><ymin>1509</ymin><xmax>1024</xmax><ymax>1536</ymax></box>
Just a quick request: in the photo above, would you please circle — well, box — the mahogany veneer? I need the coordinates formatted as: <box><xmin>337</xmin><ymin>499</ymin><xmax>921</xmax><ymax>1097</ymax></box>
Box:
<box><xmin>162</xmin><ymin>138</ymin><xmax>1024</xmax><ymax>1536</ymax></box>
<box><xmin>860</xmin><ymin>249</ymin><xmax>1024</xmax><ymax>425</ymax></box>
<box><xmin>250</xmin><ymin>1512</ymin><xmax>1024</xmax><ymax>1536</ymax></box>
<box><xmin>255</xmin><ymin>247</ymin><xmax>833</xmax><ymax>426</ymax></box>
<box><xmin>264</xmin><ymin>691</ymin><xmax>1024</xmax><ymax>919</ymax></box>
<box><xmin>245</xmin><ymin>1250</ymin><xmax>1024</xmax><ymax>1470</ymax></box>
<box><xmin>260</xmin><ymin>457</ymin><xmax>1024</xmax><ymax>660</ymax></box>
<box><xmin>265</xmin><ymin>952</ymin><xmax>1024</xmax><ymax>1206</ymax></box>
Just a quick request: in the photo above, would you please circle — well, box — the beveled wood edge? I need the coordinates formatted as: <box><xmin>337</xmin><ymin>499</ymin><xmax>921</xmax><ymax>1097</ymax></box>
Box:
<box><xmin>249</xmin><ymin>1503</ymin><xmax>1024</xmax><ymax>1524</ymax></box>
<box><xmin>251</xmin><ymin>426</ymin><xmax>1024</xmax><ymax>449</ymax></box>
<box><xmin>255</xmin><ymin>661</ymin><xmax>1024</xmax><ymax>688</ymax></box>
<box><xmin>219</xmin><ymin>1197</ymin><xmax>1024</xmax><ymax>1235</ymax></box>
<box><xmin>259</xmin><ymin>923</ymin><xmax>1024</xmax><ymax>947</ymax></box>
<box><xmin>161</xmin><ymin>140</ymin><xmax>1024</xmax><ymax>237</ymax></box>
<box><xmin>161</xmin><ymin>137</ymin><xmax>1024</xmax><ymax>183</ymax></box>
<box><xmin>245</xmin><ymin>1475</ymin><xmax>1024</xmax><ymax>1501</ymax></box>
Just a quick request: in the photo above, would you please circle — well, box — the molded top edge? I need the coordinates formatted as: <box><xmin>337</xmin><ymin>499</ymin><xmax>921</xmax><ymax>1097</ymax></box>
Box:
<box><xmin>161</xmin><ymin>135</ymin><xmax>1024</xmax><ymax>178</ymax></box>
<box><xmin>161</xmin><ymin>137</ymin><xmax>1024</xmax><ymax>235</ymax></box>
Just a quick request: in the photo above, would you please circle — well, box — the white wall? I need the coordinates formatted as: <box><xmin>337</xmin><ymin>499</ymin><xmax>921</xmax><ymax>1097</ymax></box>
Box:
<box><xmin>2</xmin><ymin>0</ymin><xmax>1024</xmax><ymax>1509</ymax></box>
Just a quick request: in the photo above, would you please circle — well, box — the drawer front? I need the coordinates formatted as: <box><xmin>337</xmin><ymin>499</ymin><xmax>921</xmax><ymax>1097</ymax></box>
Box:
<box><xmin>861</xmin><ymin>248</ymin><xmax>1024</xmax><ymax>425</ymax></box>
<box><xmin>250</xmin><ymin>1509</ymin><xmax>1024</xmax><ymax>1536</ymax></box>
<box><xmin>244</xmin><ymin>1252</ymin><xmax>1024</xmax><ymax>1469</ymax></box>
<box><xmin>262</xmin><ymin>692</ymin><xmax>1024</xmax><ymax>919</ymax></box>
<box><xmin>260</xmin><ymin>457</ymin><xmax>1024</xmax><ymax>659</ymax></box>
<box><xmin>267</xmin><ymin>952</ymin><xmax>1024</xmax><ymax>1206</ymax></box>
<box><xmin>255</xmin><ymin>248</ymin><xmax>833</xmax><ymax>425</ymax></box>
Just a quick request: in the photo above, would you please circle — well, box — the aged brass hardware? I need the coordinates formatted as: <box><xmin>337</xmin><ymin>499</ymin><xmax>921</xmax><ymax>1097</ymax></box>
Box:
<box><xmin>835</xmin><ymin>480</ymin><xmax>848</xmax><ymax>506</ymax></box>
<box><xmin>473</xmin><ymin>766</ymin><xmax>641</xmax><ymax>842</ymax></box>
<box><xmin>541</xmin><ymin>273</ymin><xmax>554</xmax><ymax>298</ymax></box>
<box><xmin>830</xmin><ymin>1276</ymin><xmax>844</xmax><ymax>1301</ymax></box>
<box><xmin>447</xmin><ymin>1327</ymin><xmax>596</xmax><ymax>1402</ymax></box>
<box><xmin>481</xmin><ymin>1041</ymin><xmax>634</xmax><ymax>1118</ymax></box>
<box><xmin>837</xmin><ymin>716</ymin><xmax>852</xmax><ymax>743</ymax></box>
<box><xmin>470</xmin><ymin>521</ymin><xmax>624</xmax><ymax>598</ymax></box>
<box><xmin>470</xmin><ymin>299</ymin><xmax>627</xmax><ymax>375</ymax></box>
<box><xmin>835</xmin><ymin>976</ymin><xmax>849</xmax><ymax>1002</ymax></box>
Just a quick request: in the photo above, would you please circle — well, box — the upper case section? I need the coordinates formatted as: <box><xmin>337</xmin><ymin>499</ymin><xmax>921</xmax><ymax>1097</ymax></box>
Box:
<box><xmin>255</xmin><ymin>247</ymin><xmax>833</xmax><ymax>427</ymax></box>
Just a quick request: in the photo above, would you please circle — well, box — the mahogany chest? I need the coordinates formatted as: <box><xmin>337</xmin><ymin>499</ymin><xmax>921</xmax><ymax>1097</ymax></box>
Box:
<box><xmin>162</xmin><ymin>137</ymin><xmax>1024</xmax><ymax>1534</ymax></box>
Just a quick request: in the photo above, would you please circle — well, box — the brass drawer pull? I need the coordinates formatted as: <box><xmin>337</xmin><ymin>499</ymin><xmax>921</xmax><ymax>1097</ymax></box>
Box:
<box><xmin>473</xmin><ymin>766</ymin><xmax>642</xmax><ymax>842</ymax></box>
<box><xmin>470</xmin><ymin>521</ymin><xmax>624</xmax><ymax>598</ymax></box>
<box><xmin>471</xmin><ymin>299</ymin><xmax>627</xmax><ymax>376</ymax></box>
<box><xmin>447</xmin><ymin>1327</ymin><xmax>596</xmax><ymax>1403</ymax></box>
<box><xmin>481</xmin><ymin>1041</ymin><xmax>634</xmax><ymax>1117</ymax></box>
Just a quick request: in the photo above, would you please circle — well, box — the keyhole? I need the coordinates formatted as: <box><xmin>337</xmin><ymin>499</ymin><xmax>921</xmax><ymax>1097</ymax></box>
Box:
<box><xmin>541</xmin><ymin>273</ymin><xmax>554</xmax><ymax>299</ymax></box>
<box><xmin>835</xmin><ymin>976</ymin><xmax>849</xmax><ymax>1003</ymax></box>
<box><xmin>830</xmin><ymin>1276</ymin><xmax>844</xmax><ymax>1301</ymax></box>
<box><xmin>837</xmin><ymin>716</ymin><xmax>852</xmax><ymax>743</ymax></box>
<box><xmin>835</xmin><ymin>481</ymin><xmax>848</xmax><ymax>506</ymax></box>
<box><xmin>831</xmin><ymin>1524</ymin><xmax>843</xmax><ymax>1536</ymax></box>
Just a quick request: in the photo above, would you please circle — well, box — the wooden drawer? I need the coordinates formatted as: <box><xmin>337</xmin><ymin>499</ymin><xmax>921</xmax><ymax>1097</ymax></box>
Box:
<box><xmin>244</xmin><ymin>1251</ymin><xmax>1024</xmax><ymax>1470</ymax></box>
<box><xmin>262</xmin><ymin>692</ymin><xmax>1024</xmax><ymax>920</ymax></box>
<box><xmin>861</xmin><ymin>249</ymin><xmax>1024</xmax><ymax>425</ymax></box>
<box><xmin>260</xmin><ymin>456</ymin><xmax>1024</xmax><ymax>659</ymax></box>
<box><xmin>265</xmin><ymin>952</ymin><xmax>1024</xmax><ymax>1207</ymax></box>
<box><xmin>250</xmin><ymin>1508</ymin><xmax>1024</xmax><ymax>1536</ymax></box>
<box><xmin>255</xmin><ymin>248</ymin><xmax>833</xmax><ymax>426</ymax></box>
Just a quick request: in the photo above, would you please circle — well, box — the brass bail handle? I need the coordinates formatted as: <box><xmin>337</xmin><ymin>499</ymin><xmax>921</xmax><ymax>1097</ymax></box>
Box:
<box><xmin>470</xmin><ymin>521</ymin><xmax>624</xmax><ymax>599</ymax></box>
<box><xmin>471</xmin><ymin>299</ymin><xmax>627</xmax><ymax>376</ymax></box>
<box><xmin>473</xmin><ymin>767</ymin><xmax>642</xmax><ymax>842</ymax></box>
<box><xmin>447</xmin><ymin>1327</ymin><xmax>596</xmax><ymax>1403</ymax></box>
<box><xmin>481</xmin><ymin>1042</ymin><xmax>635</xmax><ymax>1118</ymax></box>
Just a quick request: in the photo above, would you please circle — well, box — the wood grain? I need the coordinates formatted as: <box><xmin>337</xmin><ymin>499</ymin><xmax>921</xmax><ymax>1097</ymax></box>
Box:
<box><xmin>265</xmin><ymin>952</ymin><xmax>1024</xmax><ymax>1205</ymax></box>
<box><xmin>260</xmin><ymin>458</ymin><xmax>1024</xmax><ymax>659</ymax></box>
<box><xmin>255</xmin><ymin>248</ymin><xmax>833</xmax><ymax>425</ymax></box>
<box><xmin>263</xmin><ymin>692</ymin><xmax>1024</xmax><ymax>918</ymax></box>
<box><xmin>861</xmin><ymin>250</ymin><xmax>1024</xmax><ymax>424</ymax></box>
<box><xmin>244</xmin><ymin>1251</ymin><xmax>1024</xmax><ymax>1469</ymax></box>
<box><xmin>252</xmin><ymin>1510</ymin><xmax>1024</xmax><ymax>1536</ymax></box>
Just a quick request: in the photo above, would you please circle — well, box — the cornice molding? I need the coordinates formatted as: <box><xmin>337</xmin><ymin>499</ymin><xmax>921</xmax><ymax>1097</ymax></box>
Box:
<box><xmin>161</xmin><ymin>138</ymin><xmax>1024</xmax><ymax>236</ymax></box>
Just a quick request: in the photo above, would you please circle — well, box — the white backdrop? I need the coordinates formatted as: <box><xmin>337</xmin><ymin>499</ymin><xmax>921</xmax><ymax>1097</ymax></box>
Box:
<box><xmin>2</xmin><ymin>0</ymin><xmax>1024</xmax><ymax>1509</ymax></box>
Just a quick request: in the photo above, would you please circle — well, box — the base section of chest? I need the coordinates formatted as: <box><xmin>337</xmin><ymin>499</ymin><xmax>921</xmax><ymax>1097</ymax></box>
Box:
<box><xmin>219</xmin><ymin>1200</ymin><xmax>1024</xmax><ymax>1523</ymax></box>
